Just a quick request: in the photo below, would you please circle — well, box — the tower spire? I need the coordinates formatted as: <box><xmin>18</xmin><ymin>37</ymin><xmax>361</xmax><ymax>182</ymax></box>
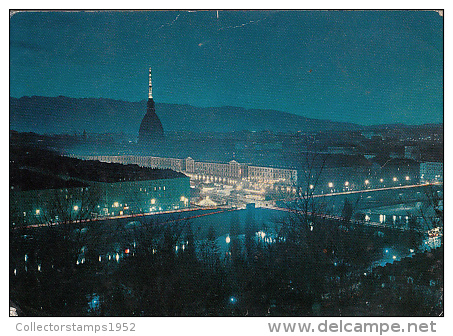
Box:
<box><xmin>148</xmin><ymin>67</ymin><xmax>153</xmax><ymax>99</ymax></box>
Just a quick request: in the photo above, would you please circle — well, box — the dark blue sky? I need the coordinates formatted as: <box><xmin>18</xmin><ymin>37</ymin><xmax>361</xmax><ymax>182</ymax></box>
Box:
<box><xmin>10</xmin><ymin>10</ymin><xmax>443</xmax><ymax>125</ymax></box>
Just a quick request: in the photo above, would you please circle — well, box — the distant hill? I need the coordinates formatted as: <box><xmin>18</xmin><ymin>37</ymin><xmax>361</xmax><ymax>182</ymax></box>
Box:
<box><xmin>10</xmin><ymin>96</ymin><xmax>362</xmax><ymax>135</ymax></box>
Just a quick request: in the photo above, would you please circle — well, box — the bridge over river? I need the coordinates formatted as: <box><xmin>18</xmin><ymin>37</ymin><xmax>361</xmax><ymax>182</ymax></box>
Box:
<box><xmin>270</xmin><ymin>182</ymin><xmax>442</xmax><ymax>211</ymax></box>
<box><xmin>19</xmin><ymin>183</ymin><xmax>441</xmax><ymax>238</ymax></box>
<box><xmin>15</xmin><ymin>183</ymin><xmax>441</xmax><ymax>270</ymax></box>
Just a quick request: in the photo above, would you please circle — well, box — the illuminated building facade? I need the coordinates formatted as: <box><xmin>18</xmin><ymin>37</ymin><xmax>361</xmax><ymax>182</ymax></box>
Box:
<box><xmin>79</xmin><ymin>155</ymin><xmax>298</xmax><ymax>186</ymax></box>
<box><xmin>10</xmin><ymin>176</ymin><xmax>190</xmax><ymax>226</ymax></box>
<box><xmin>247</xmin><ymin>165</ymin><xmax>298</xmax><ymax>184</ymax></box>
<box><xmin>420</xmin><ymin>162</ymin><xmax>443</xmax><ymax>183</ymax></box>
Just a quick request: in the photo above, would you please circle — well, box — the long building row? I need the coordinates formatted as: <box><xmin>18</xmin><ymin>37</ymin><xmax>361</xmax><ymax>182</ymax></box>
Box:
<box><xmin>78</xmin><ymin>155</ymin><xmax>298</xmax><ymax>186</ymax></box>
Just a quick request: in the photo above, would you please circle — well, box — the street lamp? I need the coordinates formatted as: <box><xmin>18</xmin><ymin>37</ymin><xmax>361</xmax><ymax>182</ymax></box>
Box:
<box><xmin>180</xmin><ymin>196</ymin><xmax>189</xmax><ymax>207</ymax></box>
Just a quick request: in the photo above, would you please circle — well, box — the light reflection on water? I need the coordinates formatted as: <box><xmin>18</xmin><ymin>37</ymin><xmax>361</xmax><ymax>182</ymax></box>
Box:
<box><xmin>371</xmin><ymin>236</ymin><xmax>441</xmax><ymax>268</ymax></box>
<box><xmin>43</xmin><ymin>206</ymin><xmax>439</xmax><ymax>272</ymax></box>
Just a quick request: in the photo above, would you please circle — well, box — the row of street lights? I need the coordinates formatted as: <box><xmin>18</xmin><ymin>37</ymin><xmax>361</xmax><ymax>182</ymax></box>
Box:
<box><xmin>34</xmin><ymin>196</ymin><xmax>190</xmax><ymax>218</ymax></box>
<box><xmin>326</xmin><ymin>176</ymin><xmax>411</xmax><ymax>190</ymax></box>
<box><xmin>34</xmin><ymin>205</ymin><xmax>79</xmax><ymax>216</ymax></box>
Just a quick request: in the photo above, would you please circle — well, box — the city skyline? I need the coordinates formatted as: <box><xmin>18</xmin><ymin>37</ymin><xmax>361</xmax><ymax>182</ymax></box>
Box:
<box><xmin>9</xmin><ymin>10</ymin><xmax>444</xmax><ymax>320</ymax></box>
<box><xmin>10</xmin><ymin>10</ymin><xmax>443</xmax><ymax>126</ymax></box>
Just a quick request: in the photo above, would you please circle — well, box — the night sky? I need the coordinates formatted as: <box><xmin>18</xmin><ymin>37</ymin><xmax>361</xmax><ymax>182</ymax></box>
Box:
<box><xmin>10</xmin><ymin>10</ymin><xmax>443</xmax><ymax>125</ymax></box>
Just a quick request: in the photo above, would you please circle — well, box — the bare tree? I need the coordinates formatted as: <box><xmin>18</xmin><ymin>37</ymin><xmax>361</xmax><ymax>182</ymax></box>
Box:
<box><xmin>40</xmin><ymin>186</ymin><xmax>102</xmax><ymax>266</ymax></box>
<box><xmin>282</xmin><ymin>145</ymin><xmax>328</xmax><ymax>250</ymax></box>
<box><xmin>419</xmin><ymin>185</ymin><xmax>443</xmax><ymax>229</ymax></box>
